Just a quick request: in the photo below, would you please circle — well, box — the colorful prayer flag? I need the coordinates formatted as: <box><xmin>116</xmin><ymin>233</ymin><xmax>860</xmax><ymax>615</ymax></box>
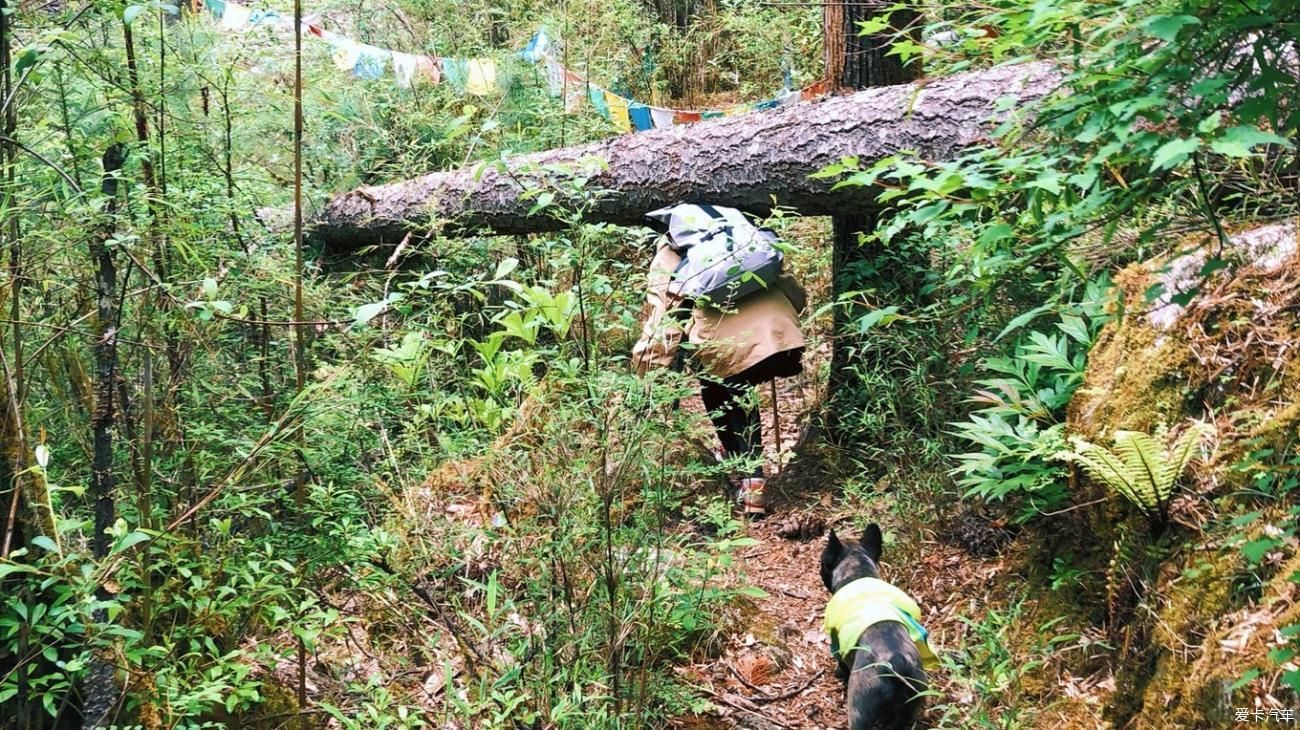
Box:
<box><xmin>650</xmin><ymin>107</ymin><xmax>675</xmax><ymax>129</ymax></box>
<box><xmin>204</xmin><ymin>0</ymin><xmax>226</xmax><ymax>19</ymax></box>
<box><xmin>673</xmin><ymin>110</ymin><xmax>702</xmax><ymax>124</ymax></box>
<box><xmin>220</xmin><ymin>1</ymin><xmax>250</xmax><ymax>30</ymax></box>
<box><xmin>442</xmin><ymin>58</ymin><xmax>467</xmax><ymax>90</ymax></box>
<box><xmin>562</xmin><ymin>71</ymin><xmax>585</xmax><ymax>113</ymax></box>
<box><xmin>588</xmin><ymin>85</ymin><xmax>610</xmax><ymax>119</ymax></box>
<box><xmin>603</xmin><ymin>91</ymin><xmax>631</xmax><ymax>132</ymax></box>
<box><xmin>392</xmin><ymin>52</ymin><xmax>418</xmax><ymax>88</ymax></box>
<box><xmin>628</xmin><ymin>103</ymin><xmax>653</xmax><ymax>131</ymax></box>
<box><xmin>521</xmin><ymin>30</ymin><xmax>550</xmax><ymax>63</ymax></box>
<box><xmin>701</xmin><ymin>110</ymin><xmax>725</xmax><ymax>120</ymax></box>
<box><xmin>354</xmin><ymin>45</ymin><xmax>389</xmax><ymax>80</ymax></box>
<box><xmin>415</xmin><ymin>55</ymin><xmax>441</xmax><ymax>85</ymax></box>
<box><xmin>326</xmin><ymin>34</ymin><xmax>361</xmax><ymax>72</ymax></box>
<box><xmin>248</xmin><ymin>9</ymin><xmax>282</xmax><ymax>27</ymax></box>
<box><xmin>465</xmin><ymin>59</ymin><xmax>497</xmax><ymax>95</ymax></box>
<box><xmin>802</xmin><ymin>79</ymin><xmax>830</xmax><ymax>100</ymax></box>
<box><xmin>543</xmin><ymin>58</ymin><xmax>565</xmax><ymax>96</ymax></box>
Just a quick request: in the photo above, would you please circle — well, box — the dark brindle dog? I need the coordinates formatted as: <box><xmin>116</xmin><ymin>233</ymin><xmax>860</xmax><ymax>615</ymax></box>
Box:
<box><xmin>821</xmin><ymin>524</ymin><xmax>932</xmax><ymax>730</ymax></box>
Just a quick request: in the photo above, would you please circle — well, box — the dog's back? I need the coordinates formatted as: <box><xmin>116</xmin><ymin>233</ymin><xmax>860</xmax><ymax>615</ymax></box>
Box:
<box><xmin>846</xmin><ymin>621</ymin><xmax>926</xmax><ymax>730</ymax></box>
<box><xmin>822</xmin><ymin>524</ymin><xmax>930</xmax><ymax>730</ymax></box>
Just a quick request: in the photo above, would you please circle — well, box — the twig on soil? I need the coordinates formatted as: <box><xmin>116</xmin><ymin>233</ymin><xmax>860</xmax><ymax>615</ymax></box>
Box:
<box><xmin>1034</xmin><ymin>495</ymin><xmax>1108</xmax><ymax>517</ymax></box>
<box><xmin>729</xmin><ymin>666</ymin><xmax>826</xmax><ymax>704</ymax></box>
<box><xmin>369</xmin><ymin>557</ymin><xmax>492</xmax><ymax>671</ymax></box>
<box><xmin>704</xmin><ymin>687</ymin><xmax>794</xmax><ymax>730</ymax></box>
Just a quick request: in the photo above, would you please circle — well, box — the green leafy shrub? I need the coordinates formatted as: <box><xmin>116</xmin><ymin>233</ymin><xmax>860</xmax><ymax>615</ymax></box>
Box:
<box><xmin>950</xmin><ymin>283</ymin><xmax>1113</xmax><ymax>520</ymax></box>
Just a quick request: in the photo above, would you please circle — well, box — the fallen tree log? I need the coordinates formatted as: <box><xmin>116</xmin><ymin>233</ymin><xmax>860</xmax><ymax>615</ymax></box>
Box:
<box><xmin>307</xmin><ymin>61</ymin><xmax>1062</xmax><ymax>250</ymax></box>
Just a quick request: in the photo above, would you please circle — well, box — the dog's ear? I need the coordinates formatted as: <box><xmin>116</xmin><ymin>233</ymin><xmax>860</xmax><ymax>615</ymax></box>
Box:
<box><xmin>820</xmin><ymin>530</ymin><xmax>843</xmax><ymax>591</ymax></box>
<box><xmin>826</xmin><ymin>529</ymin><xmax>843</xmax><ymax>557</ymax></box>
<box><xmin>861</xmin><ymin>523</ymin><xmax>883</xmax><ymax>562</ymax></box>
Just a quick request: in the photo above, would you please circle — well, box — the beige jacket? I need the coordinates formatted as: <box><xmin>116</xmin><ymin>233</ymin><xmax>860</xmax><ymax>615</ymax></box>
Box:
<box><xmin>632</xmin><ymin>242</ymin><xmax>806</xmax><ymax>379</ymax></box>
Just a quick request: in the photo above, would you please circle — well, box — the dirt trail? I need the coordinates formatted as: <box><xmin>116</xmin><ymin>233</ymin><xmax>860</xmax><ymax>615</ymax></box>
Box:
<box><xmin>674</xmin><ymin>346</ymin><xmax>1003</xmax><ymax>729</ymax></box>
<box><xmin>673</xmin><ymin>347</ymin><xmax>851</xmax><ymax>729</ymax></box>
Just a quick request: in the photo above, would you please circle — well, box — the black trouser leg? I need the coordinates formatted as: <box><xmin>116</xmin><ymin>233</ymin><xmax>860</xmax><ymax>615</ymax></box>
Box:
<box><xmin>700</xmin><ymin>376</ymin><xmax>764</xmax><ymax>478</ymax></box>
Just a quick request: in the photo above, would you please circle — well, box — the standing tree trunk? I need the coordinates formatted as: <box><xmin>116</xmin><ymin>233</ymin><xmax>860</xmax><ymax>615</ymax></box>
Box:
<box><xmin>0</xmin><ymin>0</ymin><xmax>20</xmax><ymax>563</ymax></box>
<box><xmin>80</xmin><ymin>143</ymin><xmax>127</xmax><ymax>730</ymax></box>
<box><xmin>90</xmin><ymin>143</ymin><xmax>125</xmax><ymax>560</ymax></box>
<box><xmin>824</xmin><ymin>1</ymin><xmax>922</xmax><ymax>437</ymax></box>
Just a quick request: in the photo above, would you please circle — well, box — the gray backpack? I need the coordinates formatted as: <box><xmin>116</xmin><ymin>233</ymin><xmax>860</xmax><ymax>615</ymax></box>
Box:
<box><xmin>645</xmin><ymin>203</ymin><xmax>784</xmax><ymax>307</ymax></box>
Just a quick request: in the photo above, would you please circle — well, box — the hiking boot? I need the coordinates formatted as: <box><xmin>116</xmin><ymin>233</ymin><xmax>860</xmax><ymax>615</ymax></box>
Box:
<box><xmin>738</xmin><ymin>477</ymin><xmax>767</xmax><ymax>517</ymax></box>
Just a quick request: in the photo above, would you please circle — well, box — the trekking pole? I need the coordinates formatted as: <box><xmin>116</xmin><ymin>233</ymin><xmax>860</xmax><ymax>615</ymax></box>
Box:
<box><xmin>769</xmin><ymin>379</ymin><xmax>782</xmax><ymax>475</ymax></box>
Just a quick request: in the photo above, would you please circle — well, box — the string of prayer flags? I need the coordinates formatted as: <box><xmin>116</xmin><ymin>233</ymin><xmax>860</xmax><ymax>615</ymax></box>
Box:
<box><xmin>199</xmin><ymin>8</ymin><xmax>829</xmax><ymax>131</ymax></box>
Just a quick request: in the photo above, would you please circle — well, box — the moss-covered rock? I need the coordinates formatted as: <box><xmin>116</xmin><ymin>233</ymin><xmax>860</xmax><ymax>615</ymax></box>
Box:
<box><xmin>1045</xmin><ymin>220</ymin><xmax>1300</xmax><ymax>727</ymax></box>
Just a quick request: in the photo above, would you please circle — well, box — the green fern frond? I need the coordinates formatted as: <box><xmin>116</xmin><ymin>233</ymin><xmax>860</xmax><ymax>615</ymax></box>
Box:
<box><xmin>1113</xmin><ymin>431</ymin><xmax>1168</xmax><ymax>509</ymax></box>
<box><xmin>1164</xmin><ymin>421</ymin><xmax>1213</xmax><ymax>490</ymax></box>
<box><xmin>1062</xmin><ymin>437</ymin><xmax>1131</xmax><ymax>492</ymax></box>
<box><xmin>1057</xmin><ymin>420</ymin><xmax>1214</xmax><ymax>526</ymax></box>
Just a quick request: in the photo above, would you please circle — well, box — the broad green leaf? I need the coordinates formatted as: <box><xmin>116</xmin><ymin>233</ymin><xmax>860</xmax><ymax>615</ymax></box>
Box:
<box><xmin>1241</xmin><ymin>538</ymin><xmax>1278</xmax><ymax>564</ymax></box>
<box><xmin>1150</xmin><ymin>137</ymin><xmax>1200</xmax><ymax>172</ymax></box>
<box><xmin>1210</xmin><ymin>126</ymin><xmax>1294</xmax><ymax>158</ymax></box>
<box><xmin>855</xmin><ymin>305</ymin><xmax>902</xmax><ymax>334</ymax></box>
<box><xmin>0</xmin><ymin>562</ymin><xmax>39</xmax><ymax>580</ymax></box>
<box><xmin>14</xmin><ymin>48</ymin><xmax>40</xmax><ymax>77</ymax></box>
<box><xmin>995</xmin><ymin>303</ymin><xmax>1052</xmax><ymax>342</ymax></box>
<box><xmin>1197</xmin><ymin>111</ymin><xmax>1223</xmax><ymax>135</ymax></box>
<box><xmin>494</xmin><ymin>257</ymin><xmax>520</xmax><ymax>280</ymax></box>
<box><xmin>977</xmin><ymin>222</ymin><xmax>1015</xmax><ymax>248</ymax></box>
<box><xmin>1229</xmin><ymin>668</ymin><xmax>1261</xmax><ymax>691</ymax></box>
<box><xmin>123</xmin><ymin>4</ymin><xmax>145</xmax><ymax>24</ymax></box>
<box><xmin>352</xmin><ymin>300</ymin><xmax>388</xmax><ymax>327</ymax></box>
<box><xmin>1056</xmin><ymin>315</ymin><xmax>1090</xmax><ymax>345</ymax></box>
<box><xmin>1025</xmin><ymin>172</ymin><xmax>1062</xmax><ymax>195</ymax></box>
<box><xmin>112</xmin><ymin>530</ymin><xmax>152</xmax><ymax>555</ymax></box>
<box><xmin>1143</xmin><ymin>14</ymin><xmax>1199</xmax><ymax>42</ymax></box>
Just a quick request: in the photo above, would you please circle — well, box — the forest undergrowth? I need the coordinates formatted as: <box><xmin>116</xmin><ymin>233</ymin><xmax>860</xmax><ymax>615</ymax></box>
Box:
<box><xmin>1</xmin><ymin>0</ymin><xmax>1298</xmax><ymax>728</ymax></box>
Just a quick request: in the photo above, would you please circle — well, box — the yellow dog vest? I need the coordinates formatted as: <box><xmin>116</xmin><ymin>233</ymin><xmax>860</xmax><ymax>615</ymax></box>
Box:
<box><xmin>823</xmin><ymin>577</ymin><xmax>939</xmax><ymax>671</ymax></box>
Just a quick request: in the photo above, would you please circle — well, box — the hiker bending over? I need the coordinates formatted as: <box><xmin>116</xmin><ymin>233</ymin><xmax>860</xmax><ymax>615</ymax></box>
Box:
<box><xmin>632</xmin><ymin>203</ymin><xmax>807</xmax><ymax>516</ymax></box>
